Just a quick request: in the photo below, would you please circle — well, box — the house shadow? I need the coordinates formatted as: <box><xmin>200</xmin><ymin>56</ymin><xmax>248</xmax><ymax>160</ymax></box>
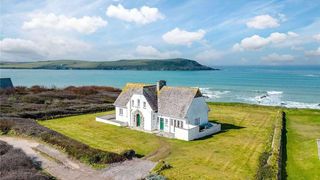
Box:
<box><xmin>195</xmin><ymin>120</ymin><xmax>245</xmax><ymax>141</ymax></box>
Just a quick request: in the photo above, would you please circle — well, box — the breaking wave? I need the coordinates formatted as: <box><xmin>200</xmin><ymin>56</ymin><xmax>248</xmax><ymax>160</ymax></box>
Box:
<box><xmin>200</xmin><ymin>88</ymin><xmax>320</xmax><ymax>109</ymax></box>
<box><xmin>200</xmin><ymin>88</ymin><xmax>230</xmax><ymax>99</ymax></box>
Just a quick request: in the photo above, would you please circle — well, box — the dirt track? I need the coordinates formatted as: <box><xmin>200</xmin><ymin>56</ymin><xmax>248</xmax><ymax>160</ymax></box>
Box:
<box><xmin>0</xmin><ymin>136</ymin><xmax>155</xmax><ymax>180</ymax></box>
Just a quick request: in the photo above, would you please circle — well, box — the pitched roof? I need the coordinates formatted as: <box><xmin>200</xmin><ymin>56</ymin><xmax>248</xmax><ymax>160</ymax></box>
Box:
<box><xmin>158</xmin><ymin>86</ymin><xmax>202</xmax><ymax>119</ymax></box>
<box><xmin>114</xmin><ymin>82</ymin><xmax>204</xmax><ymax>118</ymax></box>
<box><xmin>113</xmin><ymin>83</ymin><xmax>157</xmax><ymax>110</ymax></box>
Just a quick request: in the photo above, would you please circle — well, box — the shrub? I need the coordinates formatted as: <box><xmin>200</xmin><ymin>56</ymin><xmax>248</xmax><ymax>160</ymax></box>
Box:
<box><xmin>0</xmin><ymin>140</ymin><xmax>52</xmax><ymax>180</ymax></box>
<box><xmin>0</xmin><ymin>119</ymin><xmax>14</xmax><ymax>134</ymax></box>
<box><xmin>30</xmin><ymin>85</ymin><xmax>49</xmax><ymax>94</ymax></box>
<box><xmin>120</xmin><ymin>149</ymin><xmax>136</xmax><ymax>160</ymax></box>
<box><xmin>152</xmin><ymin>160</ymin><xmax>172</xmax><ymax>174</ymax></box>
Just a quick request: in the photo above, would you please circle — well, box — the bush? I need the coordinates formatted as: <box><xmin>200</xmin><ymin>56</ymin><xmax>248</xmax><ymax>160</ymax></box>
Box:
<box><xmin>120</xmin><ymin>149</ymin><xmax>136</xmax><ymax>160</ymax></box>
<box><xmin>152</xmin><ymin>160</ymin><xmax>172</xmax><ymax>174</ymax></box>
<box><xmin>0</xmin><ymin>119</ymin><xmax>14</xmax><ymax>134</ymax></box>
<box><xmin>0</xmin><ymin>141</ymin><xmax>52</xmax><ymax>180</ymax></box>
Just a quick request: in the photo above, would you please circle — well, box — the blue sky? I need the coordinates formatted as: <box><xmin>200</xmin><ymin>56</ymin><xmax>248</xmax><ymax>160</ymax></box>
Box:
<box><xmin>1</xmin><ymin>0</ymin><xmax>319</xmax><ymax>65</ymax></box>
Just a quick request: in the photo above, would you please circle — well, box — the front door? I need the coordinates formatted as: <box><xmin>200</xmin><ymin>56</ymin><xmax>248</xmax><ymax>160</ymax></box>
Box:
<box><xmin>160</xmin><ymin>118</ymin><xmax>164</xmax><ymax>130</ymax></box>
<box><xmin>136</xmin><ymin>114</ymin><xmax>141</xmax><ymax>127</ymax></box>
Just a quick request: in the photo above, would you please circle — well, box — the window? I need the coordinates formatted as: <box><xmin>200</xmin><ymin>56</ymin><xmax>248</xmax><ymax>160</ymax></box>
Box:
<box><xmin>137</xmin><ymin>99</ymin><xmax>140</xmax><ymax>107</ymax></box>
<box><xmin>173</xmin><ymin>120</ymin><xmax>183</xmax><ymax>128</ymax></box>
<box><xmin>165</xmin><ymin>119</ymin><xmax>168</xmax><ymax>126</ymax></box>
<box><xmin>131</xmin><ymin>100</ymin><xmax>134</xmax><ymax>107</ymax></box>
<box><xmin>143</xmin><ymin>102</ymin><xmax>146</xmax><ymax>109</ymax></box>
<box><xmin>119</xmin><ymin>108</ymin><xmax>123</xmax><ymax>116</ymax></box>
<box><xmin>195</xmin><ymin>118</ymin><xmax>200</xmax><ymax>125</ymax></box>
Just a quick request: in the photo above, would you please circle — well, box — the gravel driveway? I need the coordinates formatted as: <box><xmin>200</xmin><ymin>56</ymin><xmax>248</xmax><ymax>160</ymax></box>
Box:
<box><xmin>0</xmin><ymin>136</ymin><xmax>156</xmax><ymax>180</ymax></box>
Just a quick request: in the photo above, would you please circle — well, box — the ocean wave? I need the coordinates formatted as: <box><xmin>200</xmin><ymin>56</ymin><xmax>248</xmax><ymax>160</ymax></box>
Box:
<box><xmin>267</xmin><ymin>91</ymin><xmax>283</xmax><ymax>95</ymax></box>
<box><xmin>304</xmin><ymin>74</ymin><xmax>320</xmax><ymax>77</ymax></box>
<box><xmin>200</xmin><ymin>88</ymin><xmax>230</xmax><ymax>99</ymax></box>
<box><xmin>200</xmin><ymin>87</ymin><xmax>319</xmax><ymax>109</ymax></box>
<box><xmin>244</xmin><ymin>91</ymin><xmax>320</xmax><ymax>109</ymax></box>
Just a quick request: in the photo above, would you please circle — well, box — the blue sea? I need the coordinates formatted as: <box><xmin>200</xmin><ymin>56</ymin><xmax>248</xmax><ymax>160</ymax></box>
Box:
<box><xmin>1</xmin><ymin>66</ymin><xmax>320</xmax><ymax>109</ymax></box>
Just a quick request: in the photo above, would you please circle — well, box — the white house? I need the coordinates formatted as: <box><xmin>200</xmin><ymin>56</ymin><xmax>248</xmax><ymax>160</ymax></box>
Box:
<box><xmin>96</xmin><ymin>80</ymin><xmax>221</xmax><ymax>141</ymax></box>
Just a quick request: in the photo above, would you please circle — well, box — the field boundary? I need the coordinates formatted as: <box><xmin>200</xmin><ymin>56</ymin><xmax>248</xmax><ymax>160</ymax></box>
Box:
<box><xmin>278</xmin><ymin>111</ymin><xmax>287</xmax><ymax>180</ymax></box>
<box><xmin>256</xmin><ymin>110</ymin><xmax>284</xmax><ymax>180</ymax></box>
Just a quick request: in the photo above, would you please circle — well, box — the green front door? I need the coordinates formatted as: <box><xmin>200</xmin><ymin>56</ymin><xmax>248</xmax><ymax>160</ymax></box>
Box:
<box><xmin>160</xmin><ymin>118</ymin><xmax>164</xmax><ymax>130</ymax></box>
<box><xmin>136</xmin><ymin>114</ymin><xmax>141</xmax><ymax>127</ymax></box>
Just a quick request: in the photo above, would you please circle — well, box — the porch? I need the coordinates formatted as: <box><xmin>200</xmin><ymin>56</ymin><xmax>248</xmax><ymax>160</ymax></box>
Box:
<box><xmin>96</xmin><ymin>114</ymin><xmax>128</xmax><ymax>127</ymax></box>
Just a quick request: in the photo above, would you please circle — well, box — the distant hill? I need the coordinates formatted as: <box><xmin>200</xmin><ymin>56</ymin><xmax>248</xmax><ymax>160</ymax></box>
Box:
<box><xmin>0</xmin><ymin>58</ymin><xmax>217</xmax><ymax>71</ymax></box>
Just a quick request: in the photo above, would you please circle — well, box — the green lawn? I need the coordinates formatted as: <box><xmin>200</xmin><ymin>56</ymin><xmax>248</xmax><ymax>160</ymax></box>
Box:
<box><xmin>39</xmin><ymin>103</ymin><xmax>283</xmax><ymax>179</ymax></box>
<box><xmin>285</xmin><ymin>109</ymin><xmax>320</xmax><ymax>179</ymax></box>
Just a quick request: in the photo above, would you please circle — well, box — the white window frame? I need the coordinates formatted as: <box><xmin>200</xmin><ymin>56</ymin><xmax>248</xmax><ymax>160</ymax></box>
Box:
<box><xmin>143</xmin><ymin>102</ymin><xmax>146</xmax><ymax>109</ymax></box>
<box><xmin>119</xmin><ymin>108</ymin><xmax>123</xmax><ymax>116</ymax></box>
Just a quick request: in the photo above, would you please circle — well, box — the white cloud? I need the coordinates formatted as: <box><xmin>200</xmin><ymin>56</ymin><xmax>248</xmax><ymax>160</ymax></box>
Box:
<box><xmin>22</xmin><ymin>13</ymin><xmax>107</xmax><ymax>34</ymax></box>
<box><xmin>246</xmin><ymin>14</ymin><xmax>279</xmax><ymax>29</ymax></box>
<box><xmin>305</xmin><ymin>47</ymin><xmax>320</xmax><ymax>56</ymax></box>
<box><xmin>233</xmin><ymin>32</ymin><xmax>299</xmax><ymax>51</ymax></box>
<box><xmin>233</xmin><ymin>35</ymin><xmax>269</xmax><ymax>50</ymax></box>
<box><xmin>135</xmin><ymin>45</ymin><xmax>180</xmax><ymax>58</ymax></box>
<box><xmin>0</xmin><ymin>37</ymin><xmax>91</xmax><ymax>60</ymax></box>
<box><xmin>261</xmin><ymin>53</ymin><xmax>295</xmax><ymax>62</ymax></box>
<box><xmin>268</xmin><ymin>32</ymin><xmax>288</xmax><ymax>43</ymax></box>
<box><xmin>162</xmin><ymin>28</ymin><xmax>206</xmax><ymax>46</ymax></box>
<box><xmin>106</xmin><ymin>4</ymin><xmax>164</xmax><ymax>24</ymax></box>
<box><xmin>313</xmin><ymin>33</ymin><xmax>320</xmax><ymax>41</ymax></box>
<box><xmin>195</xmin><ymin>49</ymin><xmax>223</xmax><ymax>62</ymax></box>
<box><xmin>0</xmin><ymin>38</ymin><xmax>42</xmax><ymax>55</ymax></box>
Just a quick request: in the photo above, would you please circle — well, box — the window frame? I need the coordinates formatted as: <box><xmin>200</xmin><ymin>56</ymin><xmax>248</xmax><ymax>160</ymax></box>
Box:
<box><xmin>143</xmin><ymin>101</ymin><xmax>146</xmax><ymax>109</ymax></box>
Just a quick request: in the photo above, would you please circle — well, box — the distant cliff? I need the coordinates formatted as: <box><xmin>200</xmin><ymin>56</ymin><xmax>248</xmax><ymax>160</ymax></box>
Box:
<box><xmin>0</xmin><ymin>58</ymin><xmax>217</xmax><ymax>71</ymax></box>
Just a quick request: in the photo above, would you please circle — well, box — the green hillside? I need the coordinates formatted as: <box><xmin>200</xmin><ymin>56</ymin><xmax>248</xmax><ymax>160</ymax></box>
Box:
<box><xmin>0</xmin><ymin>58</ymin><xmax>216</xmax><ymax>71</ymax></box>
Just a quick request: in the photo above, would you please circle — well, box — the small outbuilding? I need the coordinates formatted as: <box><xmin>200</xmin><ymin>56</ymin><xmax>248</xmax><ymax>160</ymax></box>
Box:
<box><xmin>0</xmin><ymin>78</ymin><xmax>14</xmax><ymax>89</ymax></box>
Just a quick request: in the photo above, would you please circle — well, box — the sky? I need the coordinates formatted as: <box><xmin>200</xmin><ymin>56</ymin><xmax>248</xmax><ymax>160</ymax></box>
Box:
<box><xmin>0</xmin><ymin>0</ymin><xmax>320</xmax><ymax>65</ymax></box>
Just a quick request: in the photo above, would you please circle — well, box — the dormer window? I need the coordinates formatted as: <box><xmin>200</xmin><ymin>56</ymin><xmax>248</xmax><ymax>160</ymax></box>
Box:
<box><xmin>143</xmin><ymin>102</ymin><xmax>146</xmax><ymax>109</ymax></box>
<box><xmin>138</xmin><ymin>99</ymin><xmax>140</xmax><ymax>107</ymax></box>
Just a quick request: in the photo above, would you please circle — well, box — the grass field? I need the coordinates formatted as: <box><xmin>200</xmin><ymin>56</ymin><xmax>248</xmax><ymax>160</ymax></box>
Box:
<box><xmin>39</xmin><ymin>103</ymin><xmax>283</xmax><ymax>179</ymax></box>
<box><xmin>285</xmin><ymin>109</ymin><xmax>320</xmax><ymax>179</ymax></box>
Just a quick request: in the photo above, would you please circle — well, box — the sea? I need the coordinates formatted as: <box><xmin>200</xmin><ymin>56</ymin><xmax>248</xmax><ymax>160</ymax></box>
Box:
<box><xmin>1</xmin><ymin>66</ymin><xmax>320</xmax><ymax>109</ymax></box>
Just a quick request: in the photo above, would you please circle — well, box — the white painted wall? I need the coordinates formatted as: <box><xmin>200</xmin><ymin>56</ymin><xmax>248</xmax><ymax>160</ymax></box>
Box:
<box><xmin>128</xmin><ymin>94</ymin><xmax>155</xmax><ymax>131</ymax></box>
<box><xmin>115</xmin><ymin>107</ymin><xmax>128</xmax><ymax>122</ymax></box>
<box><xmin>186</xmin><ymin>97</ymin><xmax>209</xmax><ymax>126</ymax></box>
<box><xmin>174</xmin><ymin>123</ymin><xmax>221</xmax><ymax>141</ymax></box>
